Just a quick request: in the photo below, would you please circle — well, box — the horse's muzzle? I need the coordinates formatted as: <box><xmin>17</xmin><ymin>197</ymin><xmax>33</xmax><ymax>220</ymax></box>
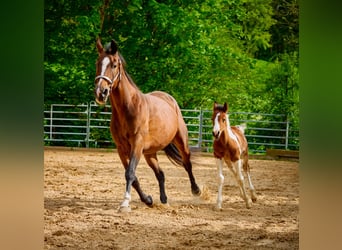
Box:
<box><xmin>95</xmin><ymin>86</ymin><xmax>110</xmax><ymax>105</ymax></box>
<box><xmin>212</xmin><ymin>131</ymin><xmax>220</xmax><ymax>140</ymax></box>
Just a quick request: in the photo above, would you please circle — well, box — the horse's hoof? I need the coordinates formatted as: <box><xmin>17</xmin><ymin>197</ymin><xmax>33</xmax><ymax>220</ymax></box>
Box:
<box><xmin>252</xmin><ymin>196</ymin><xmax>257</xmax><ymax>203</ymax></box>
<box><xmin>160</xmin><ymin>195</ymin><xmax>168</xmax><ymax>204</ymax></box>
<box><xmin>192</xmin><ymin>185</ymin><xmax>202</xmax><ymax>196</ymax></box>
<box><xmin>118</xmin><ymin>206</ymin><xmax>131</xmax><ymax>213</ymax></box>
<box><xmin>245</xmin><ymin>202</ymin><xmax>252</xmax><ymax>209</ymax></box>
<box><xmin>145</xmin><ymin>195</ymin><xmax>153</xmax><ymax>207</ymax></box>
<box><xmin>156</xmin><ymin>203</ymin><xmax>170</xmax><ymax>210</ymax></box>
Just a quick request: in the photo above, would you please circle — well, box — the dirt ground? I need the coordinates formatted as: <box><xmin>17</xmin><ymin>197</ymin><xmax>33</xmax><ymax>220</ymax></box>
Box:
<box><xmin>44</xmin><ymin>147</ymin><xmax>299</xmax><ymax>249</ymax></box>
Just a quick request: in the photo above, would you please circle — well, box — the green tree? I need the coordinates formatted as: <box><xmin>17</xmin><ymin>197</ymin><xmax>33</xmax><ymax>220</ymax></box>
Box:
<box><xmin>44</xmin><ymin>0</ymin><xmax>102</xmax><ymax>104</ymax></box>
<box><xmin>44</xmin><ymin>0</ymin><xmax>298</xmax><ymax>128</ymax></box>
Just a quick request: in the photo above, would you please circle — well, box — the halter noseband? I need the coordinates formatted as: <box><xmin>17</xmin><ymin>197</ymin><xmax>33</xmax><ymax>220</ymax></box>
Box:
<box><xmin>95</xmin><ymin>75</ymin><xmax>114</xmax><ymax>84</ymax></box>
<box><xmin>94</xmin><ymin>59</ymin><xmax>122</xmax><ymax>88</ymax></box>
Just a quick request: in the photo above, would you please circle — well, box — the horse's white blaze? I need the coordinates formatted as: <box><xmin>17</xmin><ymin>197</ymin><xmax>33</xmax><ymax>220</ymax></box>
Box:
<box><xmin>101</xmin><ymin>57</ymin><xmax>110</xmax><ymax>75</ymax></box>
<box><xmin>97</xmin><ymin>57</ymin><xmax>111</xmax><ymax>88</ymax></box>
<box><xmin>213</xmin><ymin>113</ymin><xmax>221</xmax><ymax>135</ymax></box>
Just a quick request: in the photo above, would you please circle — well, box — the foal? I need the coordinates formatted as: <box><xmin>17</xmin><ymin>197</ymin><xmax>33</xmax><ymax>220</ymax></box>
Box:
<box><xmin>212</xmin><ymin>102</ymin><xmax>257</xmax><ymax>209</ymax></box>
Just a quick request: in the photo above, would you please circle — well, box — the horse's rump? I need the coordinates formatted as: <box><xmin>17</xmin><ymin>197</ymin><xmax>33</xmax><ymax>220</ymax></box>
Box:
<box><xmin>148</xmin><ymin>91</ymin><xmax>189</xmax><ymax>167</ymax></box>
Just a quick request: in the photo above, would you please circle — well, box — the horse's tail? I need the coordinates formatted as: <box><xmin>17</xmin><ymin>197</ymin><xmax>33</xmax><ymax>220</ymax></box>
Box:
<box><xmin>163</xmin><ymin>143</ymin><xmax>184</xmax><ymax>167</ymax></box>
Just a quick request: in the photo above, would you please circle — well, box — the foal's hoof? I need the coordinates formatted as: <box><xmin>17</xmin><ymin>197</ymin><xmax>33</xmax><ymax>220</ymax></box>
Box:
<box><xmin>245</xmin><ymin>201</ymin><xmax>252</xmax><ymax>209</ymax></box>
<box><xmin>118</xmin><ymin>206</ymin><xmax>131</xmax><ymax>213</ymax></box>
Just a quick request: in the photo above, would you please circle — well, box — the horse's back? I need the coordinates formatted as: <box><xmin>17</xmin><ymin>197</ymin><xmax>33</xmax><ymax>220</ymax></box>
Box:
<box><xmin>147</xmin><ymin>90</ymin><xmax>189</xmax><ymax>143</ymax></box>
<box><xmin>148</xmin><ymin>91</ymin><xmax>180</xmax><ymax>111</ymax></box>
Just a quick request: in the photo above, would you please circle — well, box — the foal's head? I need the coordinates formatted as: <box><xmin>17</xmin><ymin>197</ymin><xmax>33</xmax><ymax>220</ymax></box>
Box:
<box><xmin>212</xmin><ymin>102</ymin><xmax>229</xmax><ymax>140</ymax></box>
<box><xmin>94</xmin><ymin>38</ymin><xmax>122</xmax><ymax>105</ymax></box>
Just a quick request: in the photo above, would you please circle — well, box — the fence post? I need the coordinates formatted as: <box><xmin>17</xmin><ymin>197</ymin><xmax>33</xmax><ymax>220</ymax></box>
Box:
<box><xmin>85</xmin><ymin>102</ymin><xmax>90</xmax><ymax>148</ymax></box>
<box><xmin>285</xmin><ymin>120</ymin><xmax>289</xmax><ymax>150</ymax></box>
<box><xmin>50</xmin><ymin>104</ymin><xmax>53</xmax><ymax>140</ymax></box>
<box><xmin>198</xmin><ymin>109</ymin><xmax>203</xmax><ymax>150</ymax></box>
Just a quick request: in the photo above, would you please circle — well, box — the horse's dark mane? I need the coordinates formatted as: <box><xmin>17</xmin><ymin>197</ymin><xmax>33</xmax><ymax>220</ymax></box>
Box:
<box><xmin>107</xmin><ymin>51</ymin><xmax>140</xmax><ymax>91</ymax></box>
<box><xmin>103</xmin><ymin>45</ymin><xmax>140</xmax><ymax>90</ymax></box>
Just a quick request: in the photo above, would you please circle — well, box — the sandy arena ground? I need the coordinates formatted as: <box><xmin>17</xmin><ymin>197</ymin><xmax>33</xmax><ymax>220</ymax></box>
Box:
<box><xmin>44</xmin><ymin>147</ymin><xmax>299</xmax><ymax>249</ymax></box>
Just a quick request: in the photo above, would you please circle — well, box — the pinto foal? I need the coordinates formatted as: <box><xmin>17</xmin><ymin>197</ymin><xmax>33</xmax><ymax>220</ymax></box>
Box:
<box><xmin>212</xmin><ymin>102</ymin><xmax>257</xmax><ymax>209</ymax></box>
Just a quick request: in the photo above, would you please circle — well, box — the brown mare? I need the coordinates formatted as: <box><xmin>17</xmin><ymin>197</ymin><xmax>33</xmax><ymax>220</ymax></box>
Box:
<box><xmin>94</xmin><ymin>38</ymin><xmax>201</xmax><ymax>212</ymax></box>
<box><xmin>212</xmin><ymin>102</ymin><xmax>257</xmax><ymax>209</ymax></box>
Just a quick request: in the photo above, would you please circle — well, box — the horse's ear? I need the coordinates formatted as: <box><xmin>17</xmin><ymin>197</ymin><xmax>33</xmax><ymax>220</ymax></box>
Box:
<box><xmin>109</xmin><ymin>39</ymin><xmax>118</xmax><ymax>55</ymax></box>
<box><xmin>223</xmin><ymin>102</ymin><xmax>228</xmax><ymax>112</ymax></box>
<box><xmin>96</xmin><ymin>37</ymin><xmax>103</xmax><ymax>54</ymax></box>
<box><xmin>213</xmin><ymin>101</ymin><xmax>218</xmax><ymax>110</ymax></box>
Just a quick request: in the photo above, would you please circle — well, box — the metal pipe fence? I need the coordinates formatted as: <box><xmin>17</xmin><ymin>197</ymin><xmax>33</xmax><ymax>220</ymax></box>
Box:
<box><xmin>44</xmin><ymin>102</ymin><xmax>299</xmax><ymax>154</ymax></box>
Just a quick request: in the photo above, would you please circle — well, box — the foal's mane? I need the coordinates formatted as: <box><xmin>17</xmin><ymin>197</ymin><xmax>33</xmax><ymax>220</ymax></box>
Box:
<box><xmin>215</xmin><ymin>104</ymin><xmax>227</xmax><ymax>112</ymax></box>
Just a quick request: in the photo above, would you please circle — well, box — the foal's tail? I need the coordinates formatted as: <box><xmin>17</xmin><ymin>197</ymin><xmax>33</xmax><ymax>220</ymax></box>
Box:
<box><xmin>163</xmin><ymin>143</ymin><xmax>184</xmax><ymax>167</ymax></box>
<box><xmin>237</xmin><ymin>123</ymin><xmax>247</xmax><ymax>134</ymax></box>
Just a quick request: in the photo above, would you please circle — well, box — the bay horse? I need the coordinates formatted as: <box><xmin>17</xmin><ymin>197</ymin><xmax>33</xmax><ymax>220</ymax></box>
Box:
<box><xmin>94</xmin><ymin>38</ymin><xmax>201</xmax><ymax>212</ymax></box>
<box><xmin>212</xmin><ymin>102</ymin><xmax>257</xmax><ymax>209</ymax></box>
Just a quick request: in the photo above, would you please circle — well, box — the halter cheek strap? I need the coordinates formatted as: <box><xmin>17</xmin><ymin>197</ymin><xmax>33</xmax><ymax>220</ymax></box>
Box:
<box><xmin>94</xmin><ymin>59</ymin><xmax>122</xmax><ymax>87</ymax></box>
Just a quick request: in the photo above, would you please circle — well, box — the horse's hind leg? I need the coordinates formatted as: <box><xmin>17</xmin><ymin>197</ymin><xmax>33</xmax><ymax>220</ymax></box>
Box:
<box><xmin>144</xmin><ymin>153</ymin><xmax>168</xmax><ymax>204</ymax></box>
<box><xmin>173</xmin><ymin>134</ymin><xmax>201</xmax><ymax>196</ymax></box>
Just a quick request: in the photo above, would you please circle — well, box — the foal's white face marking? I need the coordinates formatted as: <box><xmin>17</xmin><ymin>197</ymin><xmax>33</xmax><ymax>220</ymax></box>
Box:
<box><xmin>213</xmin><ymin>113</ymin><xmax>221</xmax><ymax>137</ymax></box>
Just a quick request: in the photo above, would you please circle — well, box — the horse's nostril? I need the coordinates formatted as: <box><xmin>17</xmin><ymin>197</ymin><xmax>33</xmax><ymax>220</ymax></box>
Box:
<box><xmin>102</xmin><ymin>88</ymin><xmax>108</xmax><ymax>96</ymax></box>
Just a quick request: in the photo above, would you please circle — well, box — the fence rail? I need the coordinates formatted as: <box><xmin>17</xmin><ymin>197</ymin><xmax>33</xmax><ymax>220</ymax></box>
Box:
<box><xmin>44</xmin><ymin>102</ymin><xmax>299</xmax><ymax>154</ymax></box>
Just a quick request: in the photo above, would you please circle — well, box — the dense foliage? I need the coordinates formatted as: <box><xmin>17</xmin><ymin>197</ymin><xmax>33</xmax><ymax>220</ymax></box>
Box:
<box><xmin>44</xmin><ymin>0</ymin><xmax>298</xmax><ymax>124</ymax></box>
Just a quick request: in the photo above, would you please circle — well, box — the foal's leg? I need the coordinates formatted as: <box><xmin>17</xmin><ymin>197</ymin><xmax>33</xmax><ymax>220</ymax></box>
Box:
<box><xmin>216</xmin><ymin>158</ymin><xmax>225</xmax><ymax>209</ymax></box>
<box><xmin>144</xmin><ymin>153</ymin><xmax>168</xmax><ymax>204</ymax></box>
<box><xmin>226</xmin><ymin>159</ymin><xmax>251</xmax><ymax>209</ymax></box>
<box><xmin>244</xmin><ymin>161</ymin><xmax>257</xmax><ymax>203</ymax></box>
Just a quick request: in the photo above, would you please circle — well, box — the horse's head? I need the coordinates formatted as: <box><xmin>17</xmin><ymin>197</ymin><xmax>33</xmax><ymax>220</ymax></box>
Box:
<box><xmin>94</xmin><ymin>38</ymin><xmax>122</xmax><ymax>105</ymax></box>
<box><xmin>212</xmin><ymin>102</ymin><xmax>228</xmax><ymax>140</ymax></box>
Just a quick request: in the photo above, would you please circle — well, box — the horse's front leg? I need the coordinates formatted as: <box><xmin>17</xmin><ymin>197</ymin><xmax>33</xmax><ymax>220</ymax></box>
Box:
<box><xmin>119</xmin><ymin>150</ymin><xmax>153</xmax><ymax>212</ymax></box>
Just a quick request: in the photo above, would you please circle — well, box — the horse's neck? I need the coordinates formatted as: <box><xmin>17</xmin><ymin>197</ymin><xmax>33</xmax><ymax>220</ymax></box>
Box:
<box><xmin>110</xmin><ymin>71</ymin><xmax>142</xmax><ymax>110</ymax></box>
